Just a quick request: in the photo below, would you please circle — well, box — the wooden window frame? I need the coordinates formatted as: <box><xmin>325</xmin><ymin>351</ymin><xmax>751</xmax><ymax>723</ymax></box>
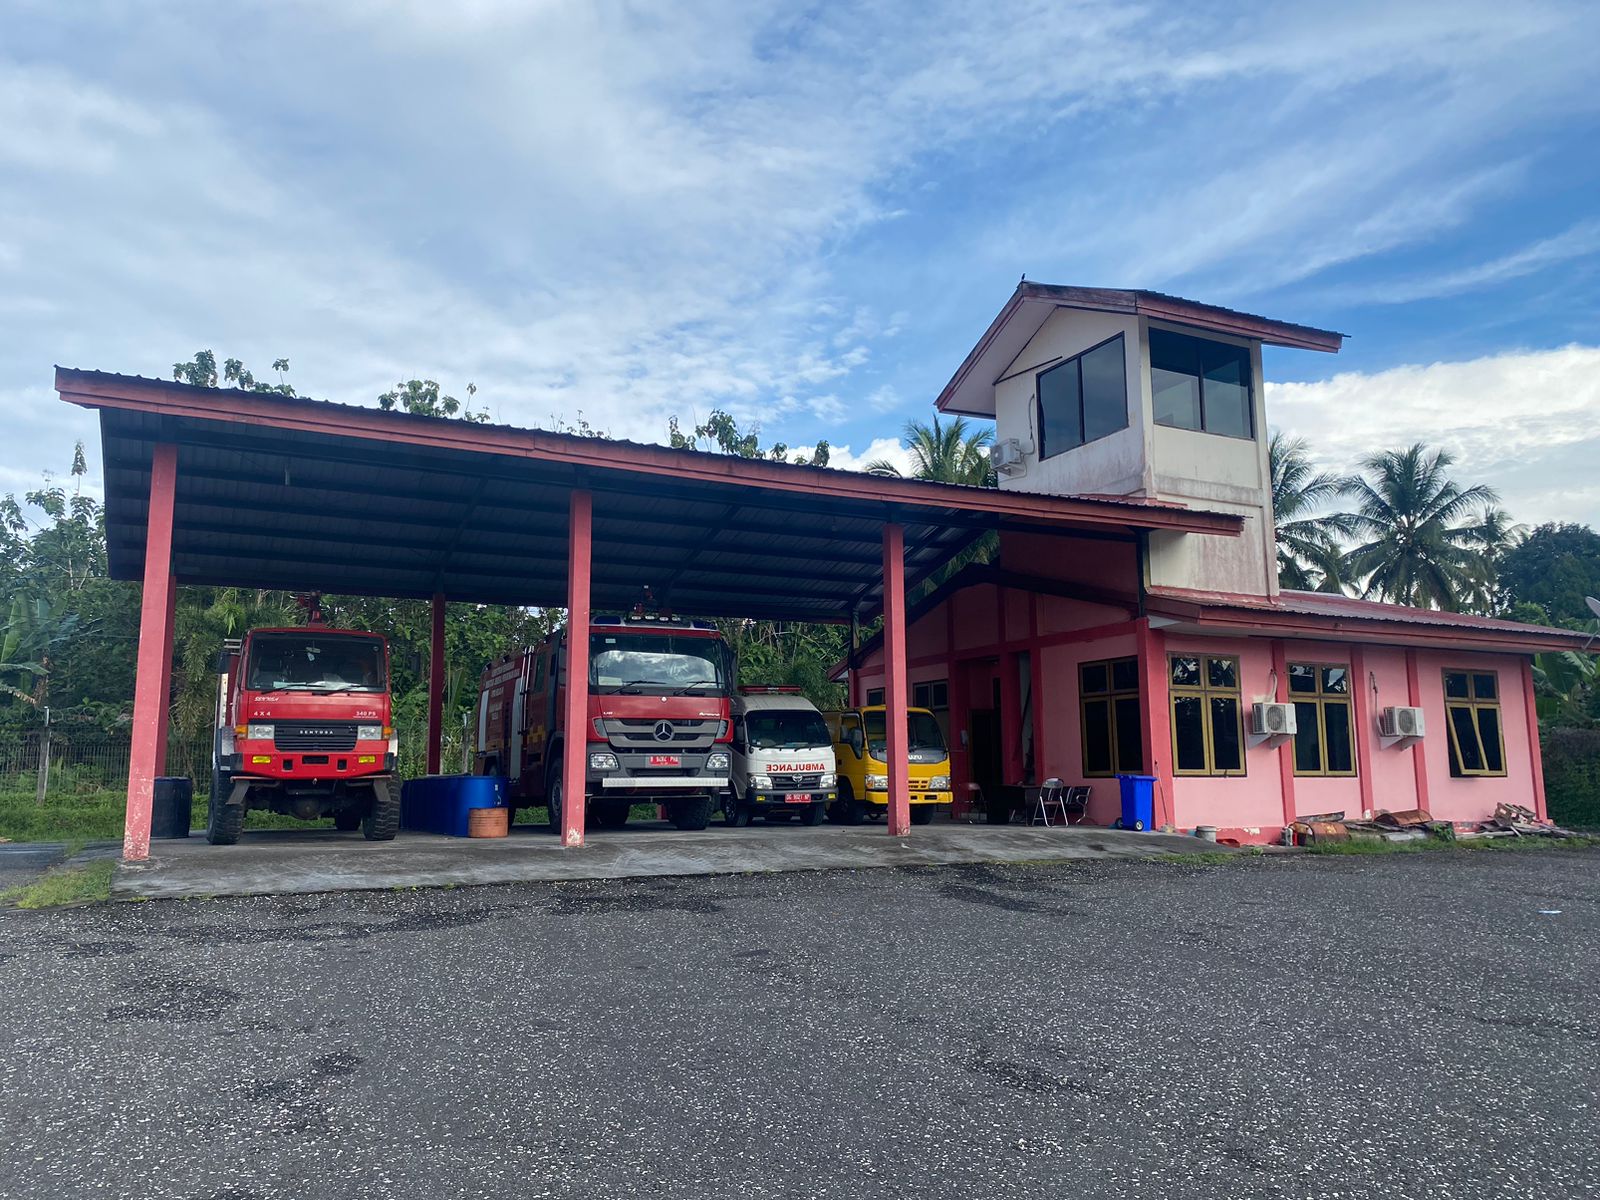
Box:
<box><xmin>1443</xmin><ymin>669</ymin><xmax>1507</xmax><ymax>778</ymax></box>
<box><xmin>1079</xmin><ymin>656</ymin><xmax>1141</xmax><ymax>778</ymax></box>
<box><xmin>1168</xmin><ymin>653</ymin><xmax>1247</xmax><ymax>777</ymax></box>
<box><xmin>1289</xmin><ymin>662</ymin><xmax>1357</xmax><ymax>778</ymax></box>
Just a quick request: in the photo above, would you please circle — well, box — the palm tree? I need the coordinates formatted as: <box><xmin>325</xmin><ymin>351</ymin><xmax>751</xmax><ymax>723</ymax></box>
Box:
<box><xmin>1268</xmin><ymin>432</ymin><xmax>1353</xmax><ymax>593</ymax></box>
<box><xmin>1459</xmin><ymin>506</ymin><xmax>1524</xmax><ymax>615</ymax></box>
<box><xmin>1337</xmin><ymin>443</ymin><xmax>1499</xmax><ymax>611</ymax></box>
<box><xmin>866</xmin><ymin>416</ymin><xmax>995</xmax><ymax>486</ymax></box>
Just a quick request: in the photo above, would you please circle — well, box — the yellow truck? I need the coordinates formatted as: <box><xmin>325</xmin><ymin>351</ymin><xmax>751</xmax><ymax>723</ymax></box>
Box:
<box><xmin>824</xmin><ymin>705</ymin><xmax>952</xmax><ymax>825</ymax></box>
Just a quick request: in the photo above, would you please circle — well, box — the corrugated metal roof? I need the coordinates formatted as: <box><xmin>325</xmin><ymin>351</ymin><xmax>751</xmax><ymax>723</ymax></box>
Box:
<box><xmin>60</xmin><ymin>368</ymin><xmax>1244</xmax><ymax>622</ymax></box>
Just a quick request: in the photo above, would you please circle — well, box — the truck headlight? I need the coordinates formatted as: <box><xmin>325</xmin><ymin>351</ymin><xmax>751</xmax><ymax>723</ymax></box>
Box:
<box><xmin>706</xmin><ymin>751</ymin><xmax>730</xmax><ymax>771</ymax></box>
<box><xmin>749</xmin><ymin>774</ymin><xmax>771</xmax><ymax>790</ymax></box>
<box><xmin>589</xmin><ymin>751</ymin><xmax>619</xmax><ymax>770</ymax></box>
<box><xmin>245</xmin><ymin>723</ymin><xmax>274</xmax><ymax>741</ymax></box>
<box><xmin>928</xmin><ymin>774</ymin><xmax>951</xmax><ymax>791</ymax></box>
<box><xmin>819</xmin><ymin>772</ymin><xmax>837</xmax><ymax>788</ymax></box>
<box><xmin>865</xmin><ymin>773</ymin><xmax>889</xmax><ymax>791</ymax></box>
<box><xmin>357</xmin><ymin>724</ymin><xmax>384</xmax><ymax>741</ymax></box>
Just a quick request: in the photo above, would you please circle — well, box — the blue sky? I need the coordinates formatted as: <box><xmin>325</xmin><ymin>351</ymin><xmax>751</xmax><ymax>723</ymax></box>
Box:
<box><xmin>3</xmin><ymin>0</ymin><xmax>1599</xmax><ymax>523</ymax></box>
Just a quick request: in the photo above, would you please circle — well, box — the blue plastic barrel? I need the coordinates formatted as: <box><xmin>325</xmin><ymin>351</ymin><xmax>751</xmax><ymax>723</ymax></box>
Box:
<box><xmin>1116</xmin><ymin>774</ymin><xmax>1156</xmax><ymax>831</ymax></box>
<box><xmin>401</xmin><ymin>774</ymin><xmax>506</xmax><ymax>837</ymax></box>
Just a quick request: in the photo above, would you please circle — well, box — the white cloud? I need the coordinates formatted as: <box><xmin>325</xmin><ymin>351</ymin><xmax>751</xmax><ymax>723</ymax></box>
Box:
<box><xmin>1268</xmin><ymin>345</ymin><xmax>1600</xmax><ymax>526</ymax></box>
<box><xmin>813</xmin><ymin>438</ymin><xmax>916</xmax><ymax>476</ymax></box>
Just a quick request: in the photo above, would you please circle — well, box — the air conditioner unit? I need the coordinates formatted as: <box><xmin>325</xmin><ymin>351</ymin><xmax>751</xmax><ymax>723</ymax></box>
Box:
<box><xmin>988</xmin><ymin>438</ymin><xmax>1025</xmax><ymax>475</ymax></box>
<box><xmin>1251</xmin><ymin>702</ymin><xmax>1297</xmax><ymax>737</ymax></box>
<box><xmin>1379</xmin><ymin>706</ymin><xmax>1426</xmax><ymax>738</ymax></box>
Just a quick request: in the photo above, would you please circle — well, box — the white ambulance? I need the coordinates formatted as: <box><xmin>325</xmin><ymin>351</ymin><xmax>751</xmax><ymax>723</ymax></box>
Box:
<box><xmin>725</xmin><ymin>686</ymin><xmax>838</xmax><ymax>827</ymax></box>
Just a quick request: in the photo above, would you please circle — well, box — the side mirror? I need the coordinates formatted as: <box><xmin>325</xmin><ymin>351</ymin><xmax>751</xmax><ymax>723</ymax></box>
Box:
<box><xmin>213</xmin><ymin>650</ymin><xmax>233</xmax><ymax>674</ymax></box>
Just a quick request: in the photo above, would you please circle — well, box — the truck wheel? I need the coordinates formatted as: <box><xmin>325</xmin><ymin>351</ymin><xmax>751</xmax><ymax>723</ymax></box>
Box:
<box><xmin>723</xmin><ymin>792</ymin><xmax>750</xmax><ymax>828</ymax></box>
<box><xmin>668</xmin><ymin>796</ymin><xmax>712</xmax><ymax>831</ymax></box>
<box><xmin>362</xmin><ymin>783</ymin><xmax>400</xmax><ymax>841</ymax></box>
<box><xmin>833</xmin><ymin>783</ymin><xmax>864</xmax><ymax>826</ymax></box>
<box><xmin>206</xmin><ymin>788</ymin><xmax>244</xmax><ymax>845</ymax></box>
<box><xmin>594</xmin><ymin>800</ymin><xmax>629</xmax><ymax>830</ymax></box>
<box><xmin>909</xmin><ymin>806</ymin><xmax>936</xmax><ymax>826</ymax></box>
<box><xmin>545</xmin><ymin>770</ymin><xmax>564</xmax><ymax>835</ymax></box>
<box><xmin>800</xmin><ymin>802</ymin><xmax>825</xmax><ymax>826</ymax></box>
<box><xmin>334</xmin><ymin>811</ymin><xmax>361</xmax><ymax>832</ymax></box>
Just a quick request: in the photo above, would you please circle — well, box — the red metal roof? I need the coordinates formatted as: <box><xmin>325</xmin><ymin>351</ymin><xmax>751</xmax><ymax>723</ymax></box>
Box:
<box><xmin>1147</xmin><ymin>586</ymin><xmax>1592</xmax><ymax>654</ymax></box>
<box><xmin>56</xmin><ymin>368</ymin><xmax>1244</xmax><ymax>621</ymax></box>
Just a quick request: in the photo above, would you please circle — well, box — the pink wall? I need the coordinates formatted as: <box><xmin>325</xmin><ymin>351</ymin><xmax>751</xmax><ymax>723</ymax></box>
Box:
<box><xmin>1038</xmin><ymin>631</ymin><xmax>1138</xmax><ymax>825</ymax></box>
<box><xmin>1412</xmin><ymin>649</ymin><xmax>1537</xmax><ymax>824</ymax></box>
<box><xmin>1359</xmin><ymin>645</ymin><xmax>1421</xmax><ymax>817</ymax></box>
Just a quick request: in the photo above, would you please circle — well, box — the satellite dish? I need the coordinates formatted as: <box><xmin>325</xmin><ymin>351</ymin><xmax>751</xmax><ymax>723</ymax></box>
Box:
<box><xmin>1586</xmin><ymin>596</ymin><xmax>1600</xmax><ymax>621</ymax></box>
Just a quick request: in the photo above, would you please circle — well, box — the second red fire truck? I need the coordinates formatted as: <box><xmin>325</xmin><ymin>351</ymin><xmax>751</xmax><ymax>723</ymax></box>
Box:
<box><xmin>475</xmin><ymin>613</ymin><xmax>736</xmax><ymax>832</ymax></box>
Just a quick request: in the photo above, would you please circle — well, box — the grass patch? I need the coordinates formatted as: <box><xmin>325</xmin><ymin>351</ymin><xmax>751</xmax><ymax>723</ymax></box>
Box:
<box><xmin>0</xmin><ymin>787</ymin><xmax>385</xmax><ymax>844</ymax></box>
<box><xmin>1304</xmin><ymin>833</ymin><xmax>1600</xmax><ymax>857</ymax></box>
<box><xmin>0</xmin><ymin>858</ymin><xmax>116</xmax><ymax>909</ymax></box>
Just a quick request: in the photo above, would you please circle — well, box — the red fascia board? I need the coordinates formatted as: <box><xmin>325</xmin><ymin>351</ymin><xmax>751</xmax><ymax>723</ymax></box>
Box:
<box><xmin>1132</xmin><ymin>293</ymin><xmax>1342</xmax><ymax>353</ymax></box>
<box><xmin>1150</xmin><ymin>599</ymin><xmax>1590</xmax><ymax>655</ymax></box>
<box><xmin>57</xmin><ymin>369</ymin><xmax>1242</xmax><ymax>538</ymax></box>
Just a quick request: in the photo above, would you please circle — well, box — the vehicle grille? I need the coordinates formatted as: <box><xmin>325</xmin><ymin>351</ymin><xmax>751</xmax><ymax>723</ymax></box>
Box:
<box><xmin>603</xmin><ymin>718</ymin><xmax>722</xmax><ymax>749</ymax></box>
<box><xmin>769</xmin><ymin>773</ymin><xmax>823</xmax><ymax>790</ymax></box>
<box><xmin>273</xmin><ymin>722</ymin><xmax>359</xmax><ymax>751</ymax></box>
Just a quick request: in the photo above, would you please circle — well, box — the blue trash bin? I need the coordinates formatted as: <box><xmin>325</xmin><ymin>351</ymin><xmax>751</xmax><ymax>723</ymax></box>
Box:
<box><xmin>401</xmin><ymin>775</ymin><xmax>506</xmax><ymax>837</ymax></box>
<box><xmin>1116</xmin><ymin>774</ymin><xmax>1156</xmax><ymax>831</ymax></box>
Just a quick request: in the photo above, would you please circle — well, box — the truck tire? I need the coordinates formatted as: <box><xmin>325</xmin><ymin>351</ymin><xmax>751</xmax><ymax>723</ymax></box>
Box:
<box><xmin>594</xmin><ymin>799</ymin><xmax>630</xmax><ymax>830</ymax></box>
<box><xmin>668</xmin><ymin>796</ymin><xmax>712</xmax><ymax>831</ymax></box>
<box><xmin>362</xmin><ymin>783</ymin><xmax>400</xmax><ymax>841</ymax></box>
<box><xmin>723</xmin><ymin>792</ymin><xmax>750</xmax><ymax>828</ymax></box>
<box><xmin>206</xmin><ymin>788</ymin><xmax>244</xmax><ymax>845</ymax></box>
<box><xmin>909</xmin><ymin>806</ymin><xmax>936</xmax><ymax>826</ymax></box>
<box><xmin>545</xmin><ymin>768</ymin><xmax>564</xmax><ymax>836</ymax></box>
<box><xmin>832</xmin><ymin>782</ymin><xmax>865</xmax><ymax>825</ymax></box>
<box><xmin>334</xmin><ymin>811</ymin><xmax>361</xmax><ymax>832</ymax></box>
<box><xmin>800</xmin><ymin>801</ymin><xmax>825</xmax><ymax>826</ymax></box>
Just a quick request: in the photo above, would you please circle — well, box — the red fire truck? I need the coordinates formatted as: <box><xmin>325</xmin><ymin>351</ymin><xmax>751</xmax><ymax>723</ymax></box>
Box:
<box><xmin>475</xmin><ymin>613</ymin><xmax>735</xmax><ymax>832</ymax></box>
<box><xmin>208</xmin><ymin>601</ymin><xmax>399</xmax><ymax>844</ymax></box>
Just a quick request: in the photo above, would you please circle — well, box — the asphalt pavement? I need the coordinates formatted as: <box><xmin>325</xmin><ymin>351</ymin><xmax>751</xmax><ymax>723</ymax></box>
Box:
<box><xmin>3</xmin><ymin>849</ymin><xmax>1598</xmax><ymax>1199</ymax></box>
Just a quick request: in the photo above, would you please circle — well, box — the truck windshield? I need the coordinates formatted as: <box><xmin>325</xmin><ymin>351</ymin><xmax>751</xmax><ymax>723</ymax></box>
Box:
<box><xmin>589</xmin><ymin>632</ymin><xmax>731</xmax><ymax>695</ymax></box>
<box><xmin>244</xmin><ymin>633</ymin><xmax>387</xmax><ymax>692</ymax></box>
<box><xmin>864</xmin><ymin>710</ymin><xmax>947</xmax><ymax>756</ymax></box>
<box><xmin>746</xmin><ymin>710</ymin><xmax>831</xmax><ymax>750</ymax></box>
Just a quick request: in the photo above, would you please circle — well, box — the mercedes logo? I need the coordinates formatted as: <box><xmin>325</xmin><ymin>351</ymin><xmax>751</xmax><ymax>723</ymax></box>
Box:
<box><xmin>653</xmin><ymin>720</ymin><xmax>674</xmax><ymax>742</ymax></box>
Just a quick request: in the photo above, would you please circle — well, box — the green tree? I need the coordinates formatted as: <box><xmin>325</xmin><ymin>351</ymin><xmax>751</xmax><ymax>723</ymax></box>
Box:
<box><xmin>1268</xmin><ymin>431</ymin><xmax>1352</xmax><ymax>593</ymax></box>
<box><xmin>668</xmin><ymin>410</ymin><xmax>828</xmax><ymax>466</ymax></box>
<box><xmin>865</xmin><ymin>416</ymin><xmax>994</xmax><ymax>486</ymax></box>
<box><xmin>173</xmin><ymin>350</ymin><xmax>295</xmax><ymax>395</ymax></box>
<box><xmin>378</xmin><ymin>379</ymin><xmax>487</xmax><ymax>422</ymax></box>
<box><xmin>1497</xmin><ymin>523</ymin><xmax>1600</xmax><ymax>625</ymax></box>
<box><xmin>1337</xmin><ymin>444</ymin><xmax>1499</xmax><ymax>611</ymax></box>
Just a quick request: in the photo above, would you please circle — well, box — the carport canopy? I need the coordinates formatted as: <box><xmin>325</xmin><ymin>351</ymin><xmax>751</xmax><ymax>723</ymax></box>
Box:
<box><xmin>57</xmin><ymin>368</ymin><xmax>1243</xmax><ymax>859</ymax></box>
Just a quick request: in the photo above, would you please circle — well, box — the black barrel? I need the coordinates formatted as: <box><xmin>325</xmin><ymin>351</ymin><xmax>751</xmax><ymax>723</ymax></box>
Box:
<box><xmin>151</xmin><ymin>776</ymin><xmax>194</xmax><ymax>839</ymax></box>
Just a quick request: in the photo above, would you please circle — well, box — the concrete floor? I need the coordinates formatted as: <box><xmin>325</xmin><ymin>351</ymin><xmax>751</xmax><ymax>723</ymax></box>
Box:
<box><xmin>114</xmin><ymin>819</ymin><xmax>1215</xmax><ymax>900</ymax></box>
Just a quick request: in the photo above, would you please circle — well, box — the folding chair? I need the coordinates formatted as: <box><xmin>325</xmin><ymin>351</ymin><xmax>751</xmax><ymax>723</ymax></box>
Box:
<box><xmin>1063</xmin><ymin>785</ymin><xmax>1091</xmax><ymax>825</ymax></box>
<box><xmin>1031</xmin><ymin>777</ymin><xmax>1069</xmax><ymax>826</ymax></box>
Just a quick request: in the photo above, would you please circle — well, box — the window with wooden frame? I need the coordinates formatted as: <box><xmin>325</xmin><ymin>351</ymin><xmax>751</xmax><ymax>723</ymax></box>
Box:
<box><xmin>1443</xmin><ymin>670</ymin><xmax>1506</xmax><ymax>777</ymax></box>
<box><xmin>912</xmin><ymin>680</ymin><xmax>949</xmax><ymax>711</ymax></box>
<box><xmin>1169</xmin><ymin>654</ymin><xmax>1245</xmax><ymax>776</ymax></box>
<box><xmin>865</xmin><ymin>688</ymin><xmax>885</xmax><ymax>706</ymax></box>
<box><xmin>1080</xmin><ymin>656</ymin><xmax>1143</xmax><ymax>776</ymax></box>
<box><xmin>1288</xmin><ymin>663</ymin><xmax>1355</xmax><ymax>776</ymax></box>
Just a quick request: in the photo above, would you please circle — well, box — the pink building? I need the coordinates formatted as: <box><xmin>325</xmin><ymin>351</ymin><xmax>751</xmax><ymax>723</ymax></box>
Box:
<box><xmin>844</xmin><ymin>285</ymin><xmax>1584</xmax><ymax>842</ymax></box>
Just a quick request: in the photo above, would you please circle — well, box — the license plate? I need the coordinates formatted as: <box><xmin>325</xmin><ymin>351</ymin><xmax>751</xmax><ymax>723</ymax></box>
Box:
<box><xmin>647</xmin><ymin>754</ymin><xmax>681</xmax><ymax>767</ymax></box>
<box><xmin>786</xmin><ymin>794</ymin><xmax>813</xmax><ymax>803</ymax></box>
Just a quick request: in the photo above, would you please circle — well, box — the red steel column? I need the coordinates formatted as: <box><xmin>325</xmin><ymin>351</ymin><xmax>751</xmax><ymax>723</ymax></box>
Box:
<box><xmin>562</xmin><ymin>490</ymin><xmax>593</xmax><ymax>847</ymax></box>
<box><xmin>1522</xmin><ymin>657</ymin><xmax>1547</xmax><ymax>821</ymax></box>
<box><xmin>1350</xmin><ymin>647</ymin><xmax>1376</xmax><ymax>818</ymax></box>
<box><xmin>124</xmin><ymin>444</ymin><xmax>179</xmax><ymax>862</ymax></box>
<box><xmin>883</xmin><ymin>522</ymin><xmax>910</xmax><ymax>836</ymax></box>
<box><xmin>1404</xmin><ymin>648</ymin><xmax>1430</xmax><ymax>812</ymax></box>
<box><xmin>1272</xmin><ymin>640</ymin><xmax>1296</xmax><ymax>827</ymax></box>
<box><xmin>1136</xmin><ymin>618</ymin><xmax>1174</xmax><ymax>829</ymax></box>
<box><xmin>426</xmin><ymin>592</ymin><xmax>446</xmax><ymax>775</ymax></box>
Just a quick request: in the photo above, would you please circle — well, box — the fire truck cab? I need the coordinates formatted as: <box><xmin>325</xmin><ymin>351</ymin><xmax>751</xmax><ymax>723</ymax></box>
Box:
<box><xmin>476</xmin><ymin>614</ymin><xmax>735</xmax><ymax>832</ymax></box>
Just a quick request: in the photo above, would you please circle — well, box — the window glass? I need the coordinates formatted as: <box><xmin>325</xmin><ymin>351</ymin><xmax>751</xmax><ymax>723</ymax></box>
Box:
<box><xmin>864</xmin><ymin>710</ymin><xmax>947</xmax><ymax>755</ymax></box>
<box><xmin>246</xmin><ymin>633</ymin><xmax>387</xmax><ymax>692</ymax></box>
<box><xmin>590</xmin><ymin>633</ymin><xmax>730</xmax><ymax>693</ymax></box>
<box><xmin>1080</xmin><ymin>338</ymin><xmax>1128</xmax><ymax>443</ymax></box>
<box><xmin>866</xmin><ymin>688</ymin><xmax>884</xmax><ymax>706</ymax></box>
<box><xmin>1114</xmin><ymin>696</ymin><xmax>1144</xmax><ymax>772</ymax></box>
<box><xmin>1173</xmin><ymin>696</ymin><xmax>1207</xmax><ymax>772</ymax></box>
<box><xmin>1150</xmin><ymin>330</ymin><xmax>1202</xmax><ymax>431</ymax></box>
<box><xmin>1444</xmin><ymin>672</ymin><xmax>1470</xmax><ymax>699</ymax></box>
<box><xmin>1322</xmin><ymin>666</ymin><xmax>1349</xmax><ymax>694</ymax></box>
<box><xmin>1038</xmin><ymin>357</ymin><xmax>1084</xmax><ymax>457</ymax></box>
<box><xmin>1210</xmin><ymin>698</ymin><xmax>1243</xmax><ymax>771</ymax></box>
<box><xmin>1477</xmin><ymin>708</ymin><xmax>1504</xmax><ymax>773</ymax></box>
<box><xmin>1473</xmin><ymin>673</ymin><xmax>1498</xmax><ymax>700</ymax></box>
<box><xmin>745</xmin><ymin>710</ymin><xmax>831</xmax><ymax>750</ymax></box>
<box><xmin>1449</xmin><ymin>706</ymin><xmax>1484</xmax><ymax>772</ymax></box>
<box><xmin>1201</xmin><ymin>341</ymin><xmax>1252</xmax><ymax>438</ymax></box>
<box><xmin>1292</xmin><ymin>701</ymin><xmax>1322</xmax><ymax>773</ymax></box>
<box><xmin>1171</xmin><ymin>656</ymin><xmax>1201</xmax><ymax>688</ymax></box>
<box><xmin>1083</xmin><ymin>699</ymin><xmax>1112</xmax><ymax>775</ymax></box>
<box><xmin>1288</xmin><ymin>663</ymin><xmax>1317</xmax><ymax>694</ymax></box>
<box><xmin>1081</xmin><ymin>662</ymin><xmax>1110</xmax><ymax>694</ymax></box>
<box><xmin>1323</xmin><ymin>703</ymin><xmax>1354</xmax><ymax>774</ymax></box>
<box><xmin>1207</xmin><ymin>657</ymin><xmax>1238</xmax><ymax>689</ymax></box>
<box><xmin>1111</xmin><ymin>658</ymin><xmax>1140</xmax><ymax>692</ymax></box>
<box><xmin>930</xmin><ymin>681</ymin><xmax>949</xmax><ymax>709</ymax></box>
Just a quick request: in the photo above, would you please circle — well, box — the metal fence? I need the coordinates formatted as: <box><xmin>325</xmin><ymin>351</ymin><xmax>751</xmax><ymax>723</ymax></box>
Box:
<box><xmin>0</xmin><ymin>722</ymin><xmax>469</xmax><ymax>800</ymax></box>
